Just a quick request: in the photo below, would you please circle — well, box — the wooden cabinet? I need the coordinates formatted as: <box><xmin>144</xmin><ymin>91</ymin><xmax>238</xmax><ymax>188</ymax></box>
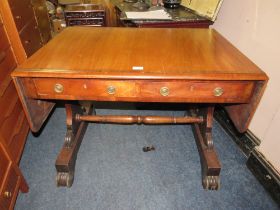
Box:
<box><xmin>0</xmin><ymin>167</ymin><xmax>19</xmax><ymax>210</ymax></box>
<box><xmin>0</xmin><ymin>19</ymin><xmax>29</xmax><ymax>163</ymax></box>
<box><xmin>19</xmin><ymin>17</ymin><xmax>43</xmax><ymax>57</ymax></box>
<box><xmin>0</xmin><ymin>142</ymin><xmax>28</xmax><ymax>210</ymax></box>
<box><xmin>64</xmin><ymin>4</ymin><xmax>106</xmax><ymax>27</ymax></box>
<box><xmin>8</xmin><ymin>0</ymin><xmax>34</xmax><ymax>31</ymax></box>
<box><xmin>0</xmin><ymin>0</ymin><xmax>45</xmax><ymax>208</ymax></box>
<box><xmin>7</xmin><ymin>0</ymin><xmax>51</xmax><ymax>57</ymax></box>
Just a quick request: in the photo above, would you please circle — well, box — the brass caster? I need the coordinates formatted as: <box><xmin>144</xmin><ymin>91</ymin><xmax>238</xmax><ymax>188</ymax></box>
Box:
<box><xmin>56</xmin><ymin>172</ymin><xmax>74</xmax><ymax>188</ymax></box>
<box><xmin>202</xmin><ymin>175</ymin><xmax>220</xmax><ymax>190</ymax></box>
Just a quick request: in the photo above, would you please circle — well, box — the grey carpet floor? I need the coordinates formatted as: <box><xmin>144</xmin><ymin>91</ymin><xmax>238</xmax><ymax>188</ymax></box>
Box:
<box><xmin>15</xmin><ymin>106</ymin><xmax>278</xmax><ymax>210</ymax></box>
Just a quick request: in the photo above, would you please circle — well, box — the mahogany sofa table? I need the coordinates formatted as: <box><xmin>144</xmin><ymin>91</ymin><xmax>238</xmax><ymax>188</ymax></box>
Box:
<box><xmin>11</xmin><ymin>27</ymin><xmax>268</xmax><ymax>190</ymax></box>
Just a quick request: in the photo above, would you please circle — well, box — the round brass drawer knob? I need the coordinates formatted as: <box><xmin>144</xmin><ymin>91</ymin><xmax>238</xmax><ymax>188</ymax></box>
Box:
<box><xmin>54</xmin><ymin>83</ymin><xmax>64</xmax><ymax>93</ymax></box>
<box><xmin>107</xmin><ymin>86</ymin><xmax>116</xmax><ymax>95</ymax></box>
<box><xmin>213</xmin><ymin>87</ymin><xmax>224</xmax><ymax>97</ymax></box>
<box><xmin>3</xmin><ymin>191</ymin><xmax>12</xmax><ymax>198</ymax></box>
<box><xmin>160</xmin><ymin>87</ymin><xmax>169</xmax><ymax>96</ymax></box>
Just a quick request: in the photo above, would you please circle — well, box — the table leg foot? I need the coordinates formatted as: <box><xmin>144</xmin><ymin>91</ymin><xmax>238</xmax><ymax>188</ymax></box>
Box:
<box><xmin>55</xmin><ymin>102</ymin><xmax>93</xmax><ymax>187</ymax></box>
<box><xmin>190</xmin><ymin>106</ymin><xmax>221</xmax><ymax>190</ymax></box>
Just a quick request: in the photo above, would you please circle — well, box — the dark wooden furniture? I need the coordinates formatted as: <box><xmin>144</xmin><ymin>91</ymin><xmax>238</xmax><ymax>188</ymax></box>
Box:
<box><xmin>7</xmin><ymin>0</ymin><xmax>51</xmax><ymax>57</ymax></box>
<box><xmin>0</xmin><ymin>2</ymin><xmax>33</xmax><ymax>209</ymax></box>
<box><xmin>12</xmin><ymin>27</ymin><xmax>268</xmax><ymax>190</ymax></box>
<box><xmin>0</xmin><ymin>141</ymin><xmax>28</xmax><ymax>210</ymax></box>
<box><xmin>64</xmin><ymin>4</ymin><xmax>106</xmax><ymax>27</ymax></box>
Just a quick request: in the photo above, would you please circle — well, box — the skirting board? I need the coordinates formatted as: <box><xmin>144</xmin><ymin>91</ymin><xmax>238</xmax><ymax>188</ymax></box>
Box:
<box><xmin>247</xmin><ymin>149</ymin><xmax>280</xmax><ymax>206</ymax></box>
<box><xmin>214</xmin><ymin>106</ymin><xmax>280</xmax><ymax>206</ymax></box>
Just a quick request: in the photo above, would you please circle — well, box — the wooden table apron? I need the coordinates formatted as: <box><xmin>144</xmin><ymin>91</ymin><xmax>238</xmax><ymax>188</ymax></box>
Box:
<box><xmin>11</xmin><ymin>27</ymin><xmax>268</xmax><ymax>190</ymax></box>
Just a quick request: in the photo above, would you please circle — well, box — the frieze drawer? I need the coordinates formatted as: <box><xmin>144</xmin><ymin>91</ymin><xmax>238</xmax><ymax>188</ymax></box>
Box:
<box><xmin>139</xmin><ymin>81</ymin><xmax>255</xmax><ymax>103</ymax></box>
<box><xmin>20</xmin><ymin>78</ymin><xmax>255</xmax><ymax>103</ymax></box>
<box><xmin>30</xmin><ymin>78</ymin><xmax>137</xmax><ymax>100</ymax></box>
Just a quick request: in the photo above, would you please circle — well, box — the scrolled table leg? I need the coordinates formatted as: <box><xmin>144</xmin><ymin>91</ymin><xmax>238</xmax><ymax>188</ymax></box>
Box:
<box><xmin>55</xmin><ymin>102</ymin><xmax>93</xmax><ymax>187</ymax></box>
<box><xmin>190</xmin><ymin>106</ymin><xmax>221</xmax><ymax>190</ymax></box>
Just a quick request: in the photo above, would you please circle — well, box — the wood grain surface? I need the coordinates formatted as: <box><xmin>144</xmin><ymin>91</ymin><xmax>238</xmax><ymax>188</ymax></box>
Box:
<box><xmin>13</xmin><ymin>27</ymin><xmax>267</xmax><ymax>81</ymax></box>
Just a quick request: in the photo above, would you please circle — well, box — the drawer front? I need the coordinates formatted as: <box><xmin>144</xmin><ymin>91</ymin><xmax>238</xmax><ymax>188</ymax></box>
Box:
<box><xmin>19</xmin><ymin>17</ymin><xmax>43</xmax><ymax>57</ymax></box>
<box><xmin>8</xmin><ymin>115</ymin><xmax>29</xmax><ymax>162</ymax></box>
<box><xmin>139</xmin><ymin>81</ymin><xmax>255</xmax><ymax>103</ymax></box>
<box><xmin>8</xmin><ymin>0</ymin><xmax>34</xmax><ymax>32</ymax></box>
<box><xmin>25</xmin><ymin>78</ymin><xmax>255</xmax><ymax>103</ymax></box>
<box><xmin>0</xmin><ymin>100</ymin><xmax>22</xmax><ymax>146</ymax></box>
<box><xmin>67</xmin><ymin>18</ymin><xmax>105</xmax><ymax>26</ymax></box>
<box><xmin>0</xmin><ymin>81</ymin><xmax>18</xmax><ymax>126</ymax></box>
<box><xmin>0</xmin><ymin>145</ymin><xmax>9</xmax><ymax>185</ymax></box>
<box><xmin>32</xmin><ymin>78</ymin><xmax>137</xmax><ymax>99</ymax></box>
<box><xmin>0</xmin><ymin>48</ymin><xmax>17</xmax><ymax>96</ymax></box>
<box><xmin>0</xmin><ymin>25</ymin><xmax>10</xmax><ymax>52</ymax></box>
<box><xmin>0</xmin><ymin>168</ymin><xmax>19</xmax><ymax>210</ymax></box>
<box><xmin>65</xmin><ymin>11</ymin><xmax>105</xmax><ymax>18</ymax></box>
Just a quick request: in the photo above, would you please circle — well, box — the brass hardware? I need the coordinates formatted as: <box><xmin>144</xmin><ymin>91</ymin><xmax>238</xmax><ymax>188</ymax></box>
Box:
<box><xmin>15</xmin><ymin>15</ymin><xmax>21</xmax><ymax>19</ymax></box>
<box><xmin>3</xmin><ymin>191</ymin><xmax>12</xmax><ymax>198</ymax></box>
<box><xmin>213</xmin><ymin>87</ymin><xmax>224</xmax><ymax>97</ymax></box>
<box><xmin>54</xmin><ymin>83</ymin><xmax>64</xmax><ymax>93</ymax></box>
<box><xmin>160</xmin><ymin>87</ymin><xmax>169</xmax><ymax>96</ymax></box>
<box><xmin>107</xmin><ymin>86</ymin><xmax>116</xmax><ymax>95</ymax></box>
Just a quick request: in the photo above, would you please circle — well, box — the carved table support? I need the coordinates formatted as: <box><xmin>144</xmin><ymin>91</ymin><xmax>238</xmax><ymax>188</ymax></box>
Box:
<box><xmin>190</xmin><ymin>106</ymin><xmax>221</xmax><ymax>190</ymax></box>
<box><xmin>55</xmin><ymin>102</ymin><xmax>94</xmax><ymax>187</ymax></box>
<box><xmin>55</xmin><ymin>103</ymin><xmax>220</xmax><ymax>190</ymax></box>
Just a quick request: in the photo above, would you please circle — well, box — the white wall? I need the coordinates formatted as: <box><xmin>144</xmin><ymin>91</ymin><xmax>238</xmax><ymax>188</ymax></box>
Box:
<box><xmin>213</xmin><ymin>0</ymin><xmax>280</xmax><ymax>172</ymax></box>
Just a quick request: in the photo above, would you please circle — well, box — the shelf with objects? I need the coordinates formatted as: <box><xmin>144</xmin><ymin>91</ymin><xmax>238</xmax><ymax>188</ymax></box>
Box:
<box><xmin>48</xmin><ymin>0</ymin><xmax>108</xmax><ymax>36</ymax></box>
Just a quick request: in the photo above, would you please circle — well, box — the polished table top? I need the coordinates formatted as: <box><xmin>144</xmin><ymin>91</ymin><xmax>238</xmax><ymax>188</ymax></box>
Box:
<box><xmin>14</xmin><ymin>27</ymin><xmax>266</xmax><ymax>81</ymax></box>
